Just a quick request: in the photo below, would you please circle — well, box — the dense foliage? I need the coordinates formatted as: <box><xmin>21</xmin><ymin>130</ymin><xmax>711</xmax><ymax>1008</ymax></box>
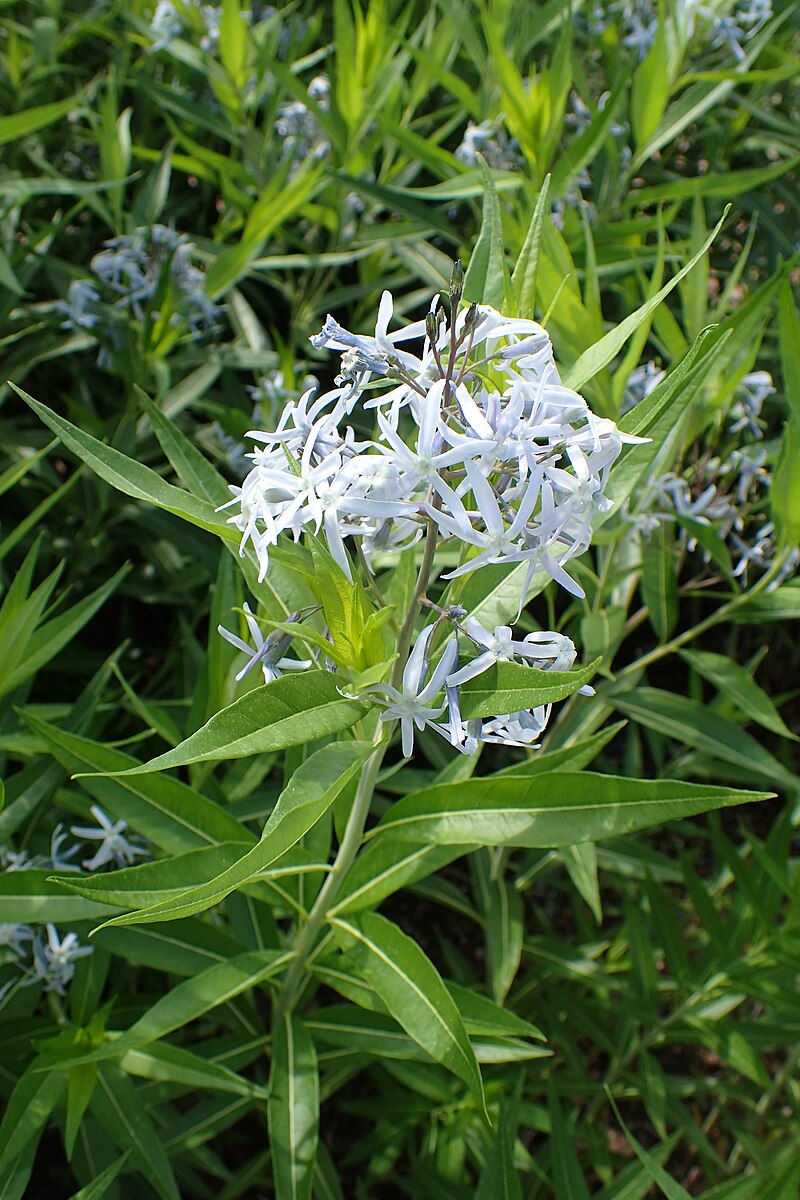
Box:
<box><xmin>1</xmin><ymin>0</ymin><xmax>799</xmax><ymax>1196</ymax></box>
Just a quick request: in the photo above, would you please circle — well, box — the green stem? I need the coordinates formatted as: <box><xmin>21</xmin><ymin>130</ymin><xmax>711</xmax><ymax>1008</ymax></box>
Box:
<box><xmin>616</xmin><ymin>556</ymin><xmax>784</xmax><ymax>681</ymax></box>
<box><xmin>279</xmin><ymin>512</ymin><xmax>446</xmax><ymax>1014</ymax></box>
<box><xmin>278</xmin><ymin>729</ymin><xmax>390</xmax><ymax>1014</ymax></box>
<box><xmin>392</xmin><ymin>510</ymin><xmax>441</xmax><ymax>689</ymax></box>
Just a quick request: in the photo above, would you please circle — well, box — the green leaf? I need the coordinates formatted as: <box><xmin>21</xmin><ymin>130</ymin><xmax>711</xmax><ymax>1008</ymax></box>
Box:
<box><xmin>92</xmin><ymin>742</ymin><xmax>370</xmax><ymax>928</ymax></box>
<box><xmin>93</xmin><ymin>918</ymin><xmax>244</xmax><ymax>977</ymax></box>
<box><xmin>331</xmin><ymin>836</ymin><xmax>471</xmax><ymax>915</ymax></box>
<box><xmin>121</xmin><ymin>1042</ymin><xmax>268</xmax><ymax>1099</ymax></box>
<box><xmin>631</xmin><ymin>18</ymin><xmax>669</xmax><ymax>150</ymax></box>
<box><xmin>205</xmin><ymin>169</ymin><xmax>324</xmax><ymax>298</ymax></box>
<box><xmin>88</xmin><ymin>672</ymin><xmax>366</xmax><ymax>774</ymax></box>
<box><xmin>46</xmin><ymin>951</ymin><xmax>290</xmax><ymax>1070</ymax></box>
<box><xmin>486</xmin><ymin>877</ymin><xmax>523</xmax><ymax>1004</ymax></box>
<box><xmin>606</xmin><ymin>1096</ymin><xmax>693</xmax><ymax>1200</ymax></box>
<box><xmin>641</xmin><ymin>524</ymin><xmax>678</xmax><ymax>641</ymax></box>
<box><xmin>548</xmin><ymin>1083</ymin><xmax>591</xmax><ymax>1200</ymax></box>
<box><xmin>675</xmin><ymin>515</ymin><xmax>733</xmax><ymax>577</ymax></box>
<box><xmin>604</xmin><ymin>328</ymin><xmax>723</xmax><ymax>519</ymax></box>
<box><xmin>116</xmin><ymin>950</ymin><xmax>290</xmax><ymax>1050</ymax></box>
<box><xmin>447</xmin><ymin>982</ymin><xmax>544</xmax><ymax>1040</ymax></box>
<box><xmin>220</xmin><ymin>0</ymin><xmax>248</xmax><ymax>87</ymax></box>
<box><xmin>0</xmin><ymin>871</ymin><xmax>117</xmax><ymax>923</ymax></box>
<box><xmin>93</xmin><ymin>1064</ymin><xmax>180</xmax><ymax>1200</ymax></box>
<box><xmin>0</xmin><ymin>94</ymin><xmax>82</xmax><ymax>145</ymax></box>
<box><xmin>0</xmin><ymin>1140</ymin><xmax>37</xmax><ymax>1200</ymax></box>
<box><xmin>608</xmin><ymin>689</ymin><xmax>798</xmax><ymax>792</ymax></box>
<box><xmin>463</xmin><ymin>156</ymin><xmax>509</xmax><ymax>308</ymax></box>
<box><xmin>679</xmin><ymin>649</ymin><xmax>798</xmax><ymax>741</ymax></box>
<box><xmin>332</xmin><ymin>911</ymin><xmax>487</xmax><ymax>1116</ymax></box>
<box><xmin>0</xmin><ymin>1062</ymin><xmax>66</xmax><ymax>1179</ymax></box>
<box><xmin>629</xmin><ymin>156</ymin><xmax>800</xmax><ymax>205</ymax></box>
<box><xmin>510</xmin><ymin>175</ymin><xmax>550</xmax><ymax>317</ymax></box>
<box><xmin>459</xmin><ymin>658</ymin><xmax>600</xmax><ymax>719</ymax></box>
<box><xmin>139</xmin><ymin>390</ymin><xmax>230</xmax><ymax>506</ymax></box>
<box><xmin>632</xmin><ymin>14</ymin><xmax>787</xmax><ymax>168</ymax></box>
<box><xmin>779</xmin><ymin>278</ymin><xmax>800</xmax><ymax>423</ymax></box>
<box><xmin>308</xmin><ymin>1004</ymin><xmax>544</xmax><ymax>1066</ymax></box>
<box><xmin>562</xmin><ymin>210</ymin><xmax>727</xmax><ymax>392</ymax></box>
<box><xmin>10</xmin><ymin>384</ymin><xmax>234</xmax><ymax>541</ymax></box>
<box><xmin>496</xmin><ymin>722</ymin><xmax>626</xmax><ymax>779</ymax></box>
<box><xmin>23</xmin><ymin>713</ymin><xmax>252</xmax><ymax>853</ymax></box>
<box><xmin>771</xmin><ymin>418</ymin><xmax>800</xmax><ymax>549</ymax></box>
<box><xmin>727</xmin><ymin>581</ymin><xmax>800</xmax><ymax>623</ymax></box>
<box><xmin>0</xmin><ymin>566</ymin><xmax>129</xmax><ymax>699</ymax></box>
<box><xmin>369</xmin><ymin>771</ymin><xmax>770</xmax><ymax>847</ymax></box>
<box><xmin>65</xmin><ymin>1062</ymin><xmax>97</xmax><ymax>1160</ymax></box>
<box><xmin>66</xmin><ymin>1156</ymin><xmax>128</xmax><ymax>1200</ymax></box>
<box><xmin>268</xmin><ymin>1013</ymin><xmax>319</xmax><ymax>1200</ymax></box>
<box><xmin>560</xmin><ymin>841</ymin><xmax>602</xmax><ymax>923</ymax></box>
<box><xmin>52</xmin><ymin>843</ymin><xmax>252</xmax><ymax>909</ymax></box>
<box><xmin>476</xmin><ymin>1096</ymin><xmax>523</xmax><ymax>1200</ymax></box>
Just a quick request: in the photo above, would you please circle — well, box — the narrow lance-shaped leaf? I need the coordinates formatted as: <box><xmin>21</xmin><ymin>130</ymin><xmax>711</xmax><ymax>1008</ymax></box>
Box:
<box><xmin>486</xmin><ymin>877</ymin><xmax>523</xmax><ymax>1004</ymax></box>
<box><xmin>779</xmin><ymin>277</ymin><xmax>800</xmax><ymax>423</ymax></box>
<box><xmin>119</xmin><ymin>1042</ymin><xmax>269</xmax><ymax>1100</ymax></box>
<box><xmin>368</xmin><ymin>771</ymin><xmax>771</xmax><ymax>847</ymax></box>
<box><xmin>562</xmin><ymin>208</ymin><xmax>728</xmax><ymax>392</ymax></box>
<box><xmin>0</xmin><ymin>870</ymin><xmax>118</xmax><ymax>924</ymax></box>
<box><xmin>91</xmin><ymin>741</ymin><xmax>371</xmax><ymax>929</ymax></box>
<box><xmin>510</xmin><ymin>173</ymin><xmax>550</xmax><ymax>317</ymax></box>
<box><xmin>23</xmin><ymin>712</ymin><xmax>252</xmax><ymax>853</ymax></box>
<box><xmin>0</xmin><ymin>94</ymin><xmax>85</xmax><ymax>144</ymax></box>
<box><xmin>0</xmin><ymin>1062</ymin><xmax>67</xmax><ymax>1180</ymax></box>
<box><xmin>9</xmin><ymin>385</ymin><xmax>234</xmax><ymax>542</ymax></box>
<box><xmin>65</xmin><ymin>1154</ymin><xmax>129</xmax><ymax>1200</ymax></box>
<box><xmin>268</xmin><ymin>1013</ymin><xmax>320</xmax><ymax>1200</ymax></box>
<box><xmin>92</xmin><ymin>1064</ymin><xmax>180</xmax><ymax>1200</ymax></box>
<box><xmin>332</xmin><ymin>911</ymin><xmax>488</xmax><ymax>1118</ymax></box>
<box><xmin>51</xmin><ymin>844</ymin><xmax>252</xmax><ymax>911</ymax></box>
<box><xmin>40</xmin><ymin>950</ymin><xmax>292</xmax><ymax>1068</ymax></box>
<box><xmin>459</xmin><ymin>658</ymin><xmax>600</xmax><ymax>720</ymax></box>
<box><xmin>679</xmin><ymin>649</ymin><xmax>798</xmax><ymax>741</ymax></box>
<box><xmin>771</xmin><ymin>417</ymin><xmax>800</xmax><ymax>550</ymax></box>
<box><xmin>463</xmin><ymin>155</ymin><xmax>509</xmax><ymax>309</ymax></box>
<box><xmin>82</xmin><ymin>672</ymin><xmax>366</xmax><ymax>775</ymax></box>
<box><xmin>608</xmin><ymin>689</ymin><xmax>798</xmax><ymax>792</ymax></box>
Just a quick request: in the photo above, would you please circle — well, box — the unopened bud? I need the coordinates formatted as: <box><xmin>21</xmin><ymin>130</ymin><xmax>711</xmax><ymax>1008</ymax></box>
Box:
<box><xmin>425</xmin><ymin>311</ymin><xmax>438</xmax><ymax>346</ymax></box>
<box><xmin>449</xmin><ymin>260</ymin><xmax>464</xmax><ymax>311</ymax></box>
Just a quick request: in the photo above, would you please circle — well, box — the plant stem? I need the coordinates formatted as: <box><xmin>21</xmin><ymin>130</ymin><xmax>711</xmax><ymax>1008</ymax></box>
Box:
<box><xmin>277</xmin><ymin>729</ymin><xmax>389</xmax><ymax>1014</ymax></box>
<box><xmin>392</xmin><ymin>508</ymin><xmax>441</xmax><ymax>688</ymax></box>
<box><xmin>616</xmin><ymin>558</ymin><xmax>782</xmax><ymax>680</ymax></box>
<box><xmin>279</xmin><ymin>512</ymin><xmax>445</xmax><ymax>1013</ymax></box>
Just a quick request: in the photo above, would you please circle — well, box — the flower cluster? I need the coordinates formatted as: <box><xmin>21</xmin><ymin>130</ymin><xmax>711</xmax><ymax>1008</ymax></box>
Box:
<box><xmin>218</xmin><ymin>270</ymin><xmax>635</xmax><ymax>754</ymax></box>
<box><xmin>61</xmin><ymin>225</ymin><xmax>220</xmax><ymax>347</ymax></box>
<box><xmin>454</xmin><ymin>119</ymin><xmax>524</xmax><ymax>172</ymax></box>
<box><xmin>222</xmin><ymin>280</ymin><xmax>638</xmax><ymax>601</ymax></box>
<box><xmin>584</xmin><ymin>0</ymin><xmax>772</xmax><ymax>60</ymax></box>
<box><xmin>275</xmin><ymin>76</ymin><xmax>331</xmax><ymax>172</ymax></box>
<box><xmin>625</xmin><ymin>367</ymin><xmax>798</xmax><ymax>587</ymax></box>
<box><xmin>1</xmin><ymin>806</ymin><xmax>148</xmax><ymax>876</ymax></box>
<box><xmin>0</xmin><ymin>808</ymin><xmax>148</xmax><ymax>999</ymax></box>
<box><xmin>0</xmin><ymin>923</ymin><xmax>92</xmax><ymax>999</ymax></box>
<box><xmin>149</xmin><ymin>1</ymin><xmax>267</xmax><ymax>52</ymax></box>
<box><xmin>361</xmin><ymin>613</ymin><xmax>592</xmax><ymax>757</ymax></box>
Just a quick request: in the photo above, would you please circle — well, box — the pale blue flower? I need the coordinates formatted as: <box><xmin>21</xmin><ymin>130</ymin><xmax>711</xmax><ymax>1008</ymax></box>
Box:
<box><xmin>29</xmin><ymin>925</ymin><xmax>92</xmax><ymax>995</ymax></box>
<box><xmin>361</xmin><ymin>626</ymin><xmax>459</xmax><ymax>757</ymax></box>
<box><xmin>70</xmin><ymin>805</ymin><xmax>149</xmax><ymax>871</ymax></box>
<box><xmin>218</xmin><ymin>603</ymin><xmax>312</xmax><ymax>683</ymax></box>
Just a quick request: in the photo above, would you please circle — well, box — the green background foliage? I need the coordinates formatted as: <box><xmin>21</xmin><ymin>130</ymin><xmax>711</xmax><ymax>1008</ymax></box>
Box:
<box><xmin>1</xmin><ymin>0</ymin><xmax>799</xmax><ymax>1195</ymax></box>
